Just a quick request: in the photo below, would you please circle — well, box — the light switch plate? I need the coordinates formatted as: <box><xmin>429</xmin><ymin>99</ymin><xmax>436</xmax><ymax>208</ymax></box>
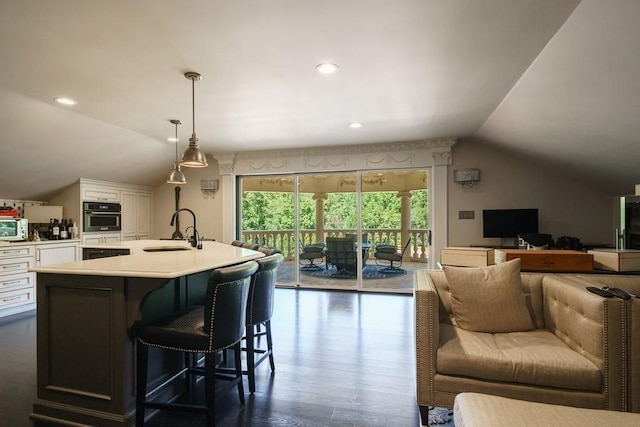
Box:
<box><xmin>459</xmin><ymin>210</ymin><xmax>475</xmax><ymax>219</ymax></box>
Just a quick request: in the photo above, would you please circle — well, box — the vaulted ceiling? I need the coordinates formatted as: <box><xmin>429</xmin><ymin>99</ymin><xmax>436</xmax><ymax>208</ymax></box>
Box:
<box><xmin>1</xmin><ymin>0</ymin><xmax>638</xmax><ymax>200</ymax></box>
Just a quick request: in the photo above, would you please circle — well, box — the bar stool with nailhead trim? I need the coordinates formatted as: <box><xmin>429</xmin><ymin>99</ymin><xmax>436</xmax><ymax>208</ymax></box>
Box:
<box><xmin>135</xmin><ymin>260</ymin><xmax>259</xmax><ymax>427</ymax></box>
<box><xmin>244</xmin><ymin>253</ymin><xmax>283</xmax><ymax>393</ymax></box>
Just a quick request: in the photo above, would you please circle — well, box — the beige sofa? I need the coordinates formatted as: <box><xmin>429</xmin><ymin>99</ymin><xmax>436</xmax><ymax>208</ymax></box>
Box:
<box><xmin>415</xmin><ymin>268</ymin><xmax>629</xmax><ymax>424</ymax></box>
<box><xmin>453</xmin><ymin>392</ymin><xmax>640</xmax><ymax>427</ymax></box>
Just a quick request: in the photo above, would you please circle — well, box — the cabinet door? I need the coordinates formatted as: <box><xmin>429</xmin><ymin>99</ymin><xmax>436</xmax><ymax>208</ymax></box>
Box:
<box><xmin>82</xmin><ymin>234</ymin><xmax>120</xmax><ymax>245</ymax></box>
<box><xmin>103</xmin><ymin>234</ymin><xmax>121</xmax><ymax>244</ymax></box>
<box><xmin>83</xmin><ymin>236</ymin><xmax>101</xmax><ymax>245</ymax></box>
<box><xmin>122</xmin><ymin>191</ymin><xmax>151</xmax><ymax>239</ymax></box>
<box><xmin>121</xmin><ymin>191</ymin><xmax>137</xmax><ymax>235</ymax></box>
<box><xmin>136</xmin><ymin>193</ymin><xmax>151</xmax><ymax>236</ymax></box>
<box><xmin>36</xmin><ymin>245</ymin><xmax>77</xmax><ymax>266</ymax></box>
<box><xmin>82</xmin><ymin>185</ymin><xmax>120</xmax><ymax>202</ymax></box>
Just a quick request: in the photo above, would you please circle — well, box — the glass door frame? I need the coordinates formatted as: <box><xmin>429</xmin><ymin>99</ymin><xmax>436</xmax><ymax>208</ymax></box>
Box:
<box><xmin>236</xmin><ymin>167</ymin><xmax>432</xmax><ymax>293</ymax></box>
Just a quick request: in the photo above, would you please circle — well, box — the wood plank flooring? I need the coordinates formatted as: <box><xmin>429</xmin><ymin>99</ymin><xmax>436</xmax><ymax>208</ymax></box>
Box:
<box><xmin>0</xmin><ymin>289</ymin><xmax>421</xmax><ymax>427</ymax></box>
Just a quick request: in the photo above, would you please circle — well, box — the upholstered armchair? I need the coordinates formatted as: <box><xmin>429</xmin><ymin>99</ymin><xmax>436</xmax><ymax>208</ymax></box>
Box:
<box><xmin>414</xmin><ymin>261</ymin><xmax>627</xmax><ymax>425</ymax></box>
<box><xmin>568</xmin><ymin>274</ymin><xmax>640</xmax><ymax>413</ymax></box>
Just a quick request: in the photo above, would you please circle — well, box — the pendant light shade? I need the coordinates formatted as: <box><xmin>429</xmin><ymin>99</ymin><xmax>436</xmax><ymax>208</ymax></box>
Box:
<box><xmin>167</xmin><ymin>119</ymin><xmax>187</xmax><ymax>184</ymax></box>
<box><xmin>180</xmin><ymin>71</ymin><xmax>208</xmax><ymax>168</ymax></box>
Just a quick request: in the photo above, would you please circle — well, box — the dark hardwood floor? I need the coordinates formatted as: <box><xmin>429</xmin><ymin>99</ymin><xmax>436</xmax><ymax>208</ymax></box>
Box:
<box><xmin>0</xmin><ymin>289</ymin><xmax>421</xmax><ymax>427</ymax></box>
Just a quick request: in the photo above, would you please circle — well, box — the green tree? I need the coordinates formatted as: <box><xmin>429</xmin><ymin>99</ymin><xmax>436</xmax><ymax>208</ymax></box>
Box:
<box><xmin>324</xmin><ymin>193</ymin><xmax>357</xmax><ymax>229</ymax></box>
<box><xmin>242</xmin><ymin>189</ymin><xmax>429</xmax><ymax>231</ymax></box>
<box><xmin>411</xmin><ymin>190</ymin><xmax>428</xmax><ymax>229</ymax></box>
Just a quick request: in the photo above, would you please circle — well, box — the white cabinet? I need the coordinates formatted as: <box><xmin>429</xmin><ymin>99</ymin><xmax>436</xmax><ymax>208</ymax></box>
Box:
<box><xmin>0</xmin><ymin>245</ymin><xmax>35</xmax><ymax>317</ymax></box>
<box><xmin>82</xmin><ymin>233</ymin><xmax>121</xmax><ymax>245</ymax></box>
<box><xmin>121</xmin><ymin>190</ymin><xmax>151</xmax><ymax>241</ymax></box>
<box><xmin>50</xmin><ymin>179</ymin><xmax>153</xmax><ymax>242</ymax></box>
<box><xmin>0</xmin><ymin>241</ymin><xmax>80</xmax><ymax>318</ymax></box>
<box><xmin>35</xmin><ymin>242</ymin><xmax>77</xmax><ymax>266</ymax></box>
<box><xmin>82</xmin><ymin>184</ymin><xmax>121</xmax><ymax>202</ymax></box>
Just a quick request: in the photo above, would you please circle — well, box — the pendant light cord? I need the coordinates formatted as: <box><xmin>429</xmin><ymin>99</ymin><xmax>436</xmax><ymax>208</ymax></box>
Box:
<box><xmin>191</xmin><ymin>77</ymin><xmax>196</xmax><ymax>136</ymax></box>
<box><xmin>175</xmin><ymin>123</ymin><xmax>179</xmax><ymax>161</ymax></box>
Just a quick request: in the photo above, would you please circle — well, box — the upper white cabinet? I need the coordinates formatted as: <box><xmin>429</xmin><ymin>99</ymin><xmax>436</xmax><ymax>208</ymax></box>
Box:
<box><xmin>82</xmin><ymin>184</ymin><xmax>121</xmax><ymax>202</ymax></box>
<box><xmin>121</xmin><ymin>190</ymin><xmax>151</xmax><ymax>241</ymax></box>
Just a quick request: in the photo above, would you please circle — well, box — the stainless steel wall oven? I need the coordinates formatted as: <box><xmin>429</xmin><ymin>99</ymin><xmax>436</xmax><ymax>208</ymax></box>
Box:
<box><xmin>83</xmin><ymin>202</ymin><xmax>121</xmax><ymax>232</ymax></box>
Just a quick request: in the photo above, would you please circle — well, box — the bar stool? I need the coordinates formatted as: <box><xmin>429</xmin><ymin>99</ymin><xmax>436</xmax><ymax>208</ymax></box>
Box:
<box><xmin>244</xmin><ymin>253</ymin><xmax>284</xmax><ymax>393</ymax></box>
<box><xmin>135</xmin><ymin>260</ymin><xmax>259</xmax><ymax>427</ymax></box>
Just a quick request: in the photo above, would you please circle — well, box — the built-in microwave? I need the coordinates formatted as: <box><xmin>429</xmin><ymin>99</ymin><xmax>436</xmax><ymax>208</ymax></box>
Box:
<box><xmin>0</xmin><ymin>218</ymin><xmax>28</xmax><ymax>241</ymax></box>
<box><xmin>83</xmin><ymin>202</ymin><xmax>121</xmax><ymax>232</ymax></box>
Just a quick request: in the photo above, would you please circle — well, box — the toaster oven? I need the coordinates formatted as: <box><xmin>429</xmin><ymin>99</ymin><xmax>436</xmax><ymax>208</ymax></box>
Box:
<box><xmin>0</xmin><ymin>218</ymin><xmax>28</xmax><ymax>242</ymax></box>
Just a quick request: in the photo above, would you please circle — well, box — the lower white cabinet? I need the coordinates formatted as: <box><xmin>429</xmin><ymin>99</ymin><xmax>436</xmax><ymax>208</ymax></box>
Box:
<box><xmin>36</xmin><ymin>242</ymin><xmax>77</xmax><ymax>266</ymax></box>
<box><xmin>0</xmin><ymin>240</ymin><xmax>79</xmax><ymax>318</ymax></box>
<box><xmin>83</xmin><ymin>233</ymin><xmax>121</xmax><ymax>245</ymax></box>
<box><xmin>0</xmin><ymin>245</ymin><xmax>35</xmax><ymax>317</ymax></box>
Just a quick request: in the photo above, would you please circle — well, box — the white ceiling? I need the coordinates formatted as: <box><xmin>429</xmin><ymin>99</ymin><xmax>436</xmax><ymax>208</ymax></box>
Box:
<box><xmin>1</xmin><ymin>0</ymin><xmax>637</xmax><ymax>200</ymax></box>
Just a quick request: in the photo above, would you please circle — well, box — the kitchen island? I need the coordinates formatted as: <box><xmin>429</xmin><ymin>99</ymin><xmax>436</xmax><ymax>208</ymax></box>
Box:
<box><xmin>29</xmin><ymin>240</ymin><xmax>264</xmax><ymax>426</ymax></box>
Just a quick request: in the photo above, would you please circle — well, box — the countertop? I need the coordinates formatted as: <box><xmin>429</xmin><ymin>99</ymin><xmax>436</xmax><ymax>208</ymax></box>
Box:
<box><xmin>0</xmin><ymin>239</ymin><xmax>80</xmax><ymax>246</ymax></box>
<box><xmin>30</xmin><ymin>239</ymin><xmax>264</xmax><ymax>278</ymax></box>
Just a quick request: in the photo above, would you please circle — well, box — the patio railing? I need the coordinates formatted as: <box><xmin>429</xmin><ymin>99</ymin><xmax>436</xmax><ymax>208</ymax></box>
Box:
<box><xmin>241</xmin><ymin>229</ymin><xmax>429</xmax><ymax>262</ymax></box>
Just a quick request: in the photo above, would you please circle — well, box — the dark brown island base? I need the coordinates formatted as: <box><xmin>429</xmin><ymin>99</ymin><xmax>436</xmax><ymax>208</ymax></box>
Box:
<box><xmin>29</xmin><ymin>240</ymin><xmax>264</xmax><ymax>426</ymax></box>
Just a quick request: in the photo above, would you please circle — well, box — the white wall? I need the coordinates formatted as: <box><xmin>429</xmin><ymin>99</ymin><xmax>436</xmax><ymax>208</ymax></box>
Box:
<box><xmin>149</xmin><ymin>140</ymin><xmax>616</xmax><ymax>252</ymax></box>
<box><xmin>448</xmin><ymin>139</ymin><xmax>614</xmax><ymax>247</ymax></box>
<box><xmin>152</xmin><ymin>155</ymin><xmax>225</xmax><ymax>242</ymax></box>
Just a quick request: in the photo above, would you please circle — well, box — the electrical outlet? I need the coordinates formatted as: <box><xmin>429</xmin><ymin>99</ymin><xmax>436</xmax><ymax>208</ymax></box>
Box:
<box><xmin>459</xmin><ymin>210</ymin><xmax>475</xmax><ymax>219</ymax></box>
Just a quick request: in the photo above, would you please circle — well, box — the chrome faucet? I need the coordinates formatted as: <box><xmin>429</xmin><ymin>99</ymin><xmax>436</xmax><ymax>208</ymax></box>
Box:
<box><xmin>170</xmin><ymin>208</ymin><xmax>200</xmax><ymax>248</ymax></box>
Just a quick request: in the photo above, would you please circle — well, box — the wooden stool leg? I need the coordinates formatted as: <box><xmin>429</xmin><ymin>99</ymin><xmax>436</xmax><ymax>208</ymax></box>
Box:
<box><xmin>135</xmin><ymin>341</ymin><xmax>149</xmax><ymax>427</ymax></box>
<box><xmin>266</xmin><ymin>321</ymin><xmax>275</xmax><ymax>372</ymax></box>
<box><xmin>234</xmin><ymin>342</ymin><xmax>245</xmax><ymax>403</ymax></box>
<box><xmin>205</xmin><ymin>353</ymin><xmax>216</xmax><ymax>427</ymax></box>
<box><xmin>246</xmin><ymin>325</ymin><xmax>256</xmax><ymax>393</ymax></box>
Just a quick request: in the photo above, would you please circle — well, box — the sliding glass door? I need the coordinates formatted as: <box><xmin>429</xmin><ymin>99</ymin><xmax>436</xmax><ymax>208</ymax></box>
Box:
<box><xmin>238</xmin><ymin>168</ymin><xmax>430</xmax><ymax>293</ymax></box>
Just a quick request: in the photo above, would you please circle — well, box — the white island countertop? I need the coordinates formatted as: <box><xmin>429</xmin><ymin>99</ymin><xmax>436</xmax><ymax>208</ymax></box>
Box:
<box><xmin>30</xmin><ymin>240</ymin><xmax>264</xmax><ymax>278</ymax></box>
<box><xmin>0</xmin><ymin>239</ymin><xmax>80</xmax><ymax>246</ymax></box>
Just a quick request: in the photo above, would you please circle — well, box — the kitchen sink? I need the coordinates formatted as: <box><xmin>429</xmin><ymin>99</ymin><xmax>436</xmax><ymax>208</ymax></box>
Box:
<box><xmin>142</xmin><ymin>246</ymin><xmax>192</xmax><ymax>252</ymax></box>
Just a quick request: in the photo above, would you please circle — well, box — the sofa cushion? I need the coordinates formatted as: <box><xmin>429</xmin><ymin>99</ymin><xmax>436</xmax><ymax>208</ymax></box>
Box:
<box><xmin>437</xmin><ymin>324</ymin><xmax>602</xmax><ymax>391</ymax></box>
<box><xmin>453</xmin><ymin>392</ymin><xmax>640</xmax><ymax>427</ymax></box>
<box><xmin>443</xmin><ymin>259</ymin><xmax>534</xmax><ymax>333</ymax></box>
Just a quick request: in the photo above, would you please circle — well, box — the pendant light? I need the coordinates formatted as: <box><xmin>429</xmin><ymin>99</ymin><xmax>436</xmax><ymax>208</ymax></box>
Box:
<box><xmin>167</xmin><ymin>119</ymin><xmax>187</xmax><ymax>184</ymax></box>
<box><xmin>180</xmin><ymin>71</ymin><xmax>208</xmax><ymax>168</ymax></box>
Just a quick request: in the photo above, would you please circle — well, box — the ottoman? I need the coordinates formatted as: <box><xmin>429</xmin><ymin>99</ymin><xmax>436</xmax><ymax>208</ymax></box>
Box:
<box><xmin>453</xmin><ymin>393</ymin><xmax>640</xmax><ymax>427</ymax></box>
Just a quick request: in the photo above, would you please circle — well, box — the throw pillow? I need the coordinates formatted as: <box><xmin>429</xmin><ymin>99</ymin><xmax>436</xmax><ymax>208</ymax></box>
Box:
<box><xmin>443</xmin><ymin>258</ymin><xmax>534</xmax><ymax>333</ymax></box>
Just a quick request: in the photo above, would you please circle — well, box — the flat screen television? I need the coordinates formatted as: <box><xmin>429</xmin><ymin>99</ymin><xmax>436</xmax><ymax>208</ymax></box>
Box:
<box><xmin>482</xmin><ymin>209</ymin><xmax>538</xmax><ymax>238</ymax></box>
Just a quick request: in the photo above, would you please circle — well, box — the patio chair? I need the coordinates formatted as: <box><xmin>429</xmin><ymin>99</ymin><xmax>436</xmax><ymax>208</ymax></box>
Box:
<box><xmin>326</xmin><ymin>236</ymin><xmax>358</xmax><ymax>277</ymax></box>
<box><xmin>375</xmin><ymin>239</ymin><xmax>411</xmax><ymax>273</ymax></box>
<box><xmin>299</xmin><ymin>240</ymin><xmax>326</xmax><ymax>271</ymax></box>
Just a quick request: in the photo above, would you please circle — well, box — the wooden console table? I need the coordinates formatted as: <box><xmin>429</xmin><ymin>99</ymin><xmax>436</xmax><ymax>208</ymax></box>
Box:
<box><xmin>495</xmin><ymin>249</ymin><xmax>594</xmax><ymax>272</ymax></box>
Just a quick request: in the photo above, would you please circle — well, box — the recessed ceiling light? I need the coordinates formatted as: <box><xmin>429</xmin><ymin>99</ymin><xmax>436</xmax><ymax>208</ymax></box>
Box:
<box><xmin>316</xmin><ymin>63</ymin><xmax>339</xmax><ymax>74</ymax></box>
<box><xmin>54</xmin><ymin>97</ymin><xmax>77</xmax><ymax>106</ymax></box>
<box><xmin>349</xmin><ymin>122</ymin><xmax>363</xmax><ymax>128</ymax></box>
<box><xmin>167</xmin><ymin>137</ymin><xmax>179</xmax><ymax>142</ymax></box>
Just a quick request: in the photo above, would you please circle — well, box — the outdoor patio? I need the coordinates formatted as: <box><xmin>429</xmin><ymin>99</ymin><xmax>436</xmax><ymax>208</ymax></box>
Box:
<box><xmin>274</xmin><ymin>258</ymin><xmax>426</xmax><ymax>293</ymax></box>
